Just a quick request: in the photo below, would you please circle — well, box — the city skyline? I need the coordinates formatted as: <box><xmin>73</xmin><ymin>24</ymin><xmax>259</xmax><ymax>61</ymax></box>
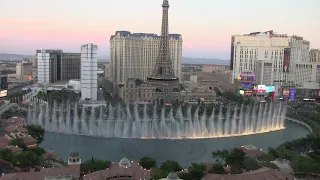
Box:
<box><xmin>1</xmin><ymin>0</ymin><xmax>319</xmax><ymax>60</ymax></box>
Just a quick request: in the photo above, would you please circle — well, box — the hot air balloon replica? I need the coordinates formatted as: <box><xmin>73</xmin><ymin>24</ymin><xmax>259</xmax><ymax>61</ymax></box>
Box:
<box><xmin>238</xmin><ymin>70</ymin><xmax>256</xmax><ymax>89</ymax></box>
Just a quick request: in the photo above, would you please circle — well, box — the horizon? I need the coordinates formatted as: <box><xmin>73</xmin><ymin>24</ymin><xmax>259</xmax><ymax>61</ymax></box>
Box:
<box><xmin>1</xmin><ymin>0</ymin><xmax>319</xmax><ymax>60</ymax></box>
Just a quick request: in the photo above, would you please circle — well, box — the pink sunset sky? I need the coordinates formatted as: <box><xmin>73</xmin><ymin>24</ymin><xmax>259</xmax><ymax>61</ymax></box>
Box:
<box><xmin>1</xmin><ymin>0</ymin><xmax>319</xmax><ymax>59</ymax></box>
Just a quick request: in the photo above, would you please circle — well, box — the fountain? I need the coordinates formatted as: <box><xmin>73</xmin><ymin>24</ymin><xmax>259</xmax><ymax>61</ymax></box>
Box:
<box><xmin>26</xmin><ymin>102</ymin><xmax>287</xmax><ymax>139</ymax></box>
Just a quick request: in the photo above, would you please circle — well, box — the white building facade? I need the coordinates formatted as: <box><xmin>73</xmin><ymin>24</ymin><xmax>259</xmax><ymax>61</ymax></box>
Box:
<box><xmin>230</xmin><ymin>30</ymin><xmax>317</xmax><ymax>90</ymax></box>
<box><xmin>37</xmin><ymin>50</ymin><xmax>51</xmax><ymax>84</ymax></box>
<box><xmin>109</xmin><ymin>31</ymin><xmax>182</xmax><ymax>84</ymax></box>
<box><xmin>36</xmin><ymin>49</ymin><xmax>63</xmax><ymax>84</ymax></box>
<box><xmin>81</xmin><ymin>43</ymin><xmax>98</xmax><ymax>100</ymax></box>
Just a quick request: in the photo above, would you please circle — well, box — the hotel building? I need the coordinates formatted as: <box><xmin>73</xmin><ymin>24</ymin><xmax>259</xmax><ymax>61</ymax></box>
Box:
<box><xmin>80</xmin><ymin>43</ymin><xmax>98</xmax><ymax>100</ymax></box>
<box><xmin>37</xmin><ymin>50</ymin><xmax>81</xmax><ymax>84</ymax></box>
<box><xmin>109</xmin><ymin>31</ymin><xmax>182</xmax><ymax>84</ymax></box>
<box><xmin>16</xmin><ymin>62</ymin><xmax>32</xmax><ymax>76</ymax></box>
<box><xmin>230</xmin><ymin>30</ymin><xmax>318</xmax><ymax>93</ymax></box>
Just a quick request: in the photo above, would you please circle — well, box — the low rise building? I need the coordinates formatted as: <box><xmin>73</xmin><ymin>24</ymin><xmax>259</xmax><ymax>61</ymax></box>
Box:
<box><xmin>202</xmin><ymin>65</ymin><xmax>227</xmax><ymax>73</ymax></box>
<box><xmin>67</xmin><ymin>79</ymin><xmax>81</xmax><ymax>92</ymax></box>
<box><xmin>6</xmin><ymin>145</ymin><xmax>23</xmax><ymax>153</ymax></box>
<box><xmin>83</xmin><ymin>158</ymin><xmax>151</xmax><ymax>180</ymax></box>
<box><xmin>203</xmin><ymin>167</ymin><xmax>294</xmax><ymax>180</ymax></box>
<box><xmin>0</xmin><ymin>151</ymin><xmax>81</xmax><ymax>180</ymax></box>
<box><xmin>229</xmin><ymin>144</ymin><xmax>263</xmax><ymax>159</ymax></box>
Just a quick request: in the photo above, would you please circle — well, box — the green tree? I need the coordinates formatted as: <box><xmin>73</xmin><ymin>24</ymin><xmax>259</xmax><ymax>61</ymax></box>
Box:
<box><xmin>225</xmin><ymin>149</ymin><xmax>246</xmax><ymax>174</ymax></box>
<box><xmin>209</xmin><ymin>164</ymin><xmax>225</xmax><ymax>174</ymax></box>
<box><xmin>8</xmin><ymin>138</ymin><xmax>26</xmax><ymax>149</ymax></box>
<box><xmin>11</xmin><ymin>151</ymin><xmax>40</xmax><ymax>168</ymax></box>
<box><xmin>80</xmin><ymin>158</ymin><xmax>111</xmax><ymax>174</ymax></box>
<box><xmin>267</xmin><ymin>147</ymin><xmax>279</xmax><ymax>159</ymax></box>
<box><xmin>0</xmin><ymin>149</ymin><xmax>13</xmax><ymax>161</ymax></box>
<box><xmin>160</xmin><ymin>160</ymin><xmax>182</xmax><ymax>172</ymax></box>
<box><xmin>291</xmin><ymin>156</ymin><xmax>320</xmax><ymax>173</ymax></box>
<box><xmin>243</xmin><ymin>158</ymin><xmax>261</xmax><ymax>171</ymax></box>
<box><xmin>138</xmin><ymin>156</ymin><xmax>157</xmax><ymax>170</ymax></box>
<box><xmin>188</xmin><ymin>163</ymin><xmax>207</xmax><ymax>180</ymax></box>
<box><xmin>212</xmin><ymin>149</ymin><xmax>229</xmax><ymax>164</ymax></box>
<box><xmin>261</xmin><ymin>161</ymin><xmax>278</xmax><ymax>169</ymax></box>
<box><xmin>276</xmin><ymin>148</ymin><xmax>294</xmax><ymax>160</ymax></box>
<box><xmin>26</xmin><ymin>125</ymin><xmax>44</xmax><ymax>143</ymax></box>
<box><xmin>178</xmin><ymin>173</ymin><xmax>192</xmax><ymax>180</ymax></box>
<box><xmin>305</xmin><ymin>133</ymin><xmax>320</xmax><ymax>155</ymax></box>
<box><xmin>28</xmin><ymin>147</ymin><xmax>46</xmax><ymax>156</ymax></box>
<box><xmin>151</xmin><ymin>167</ymin><xmax>167</xmax><ymax>180</ymax></box>
<box><xmin>257</xmin><ymin>153</ymin><xmax>276</xmax><ymax>162</ymax></box>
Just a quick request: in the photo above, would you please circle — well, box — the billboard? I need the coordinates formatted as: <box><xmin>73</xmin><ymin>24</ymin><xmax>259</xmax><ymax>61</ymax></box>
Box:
<box><xmin>289</xmin><ymin>89</ymin><xmax>296</xmax><ymax>101</ymax></box>
<box><xmin>0</xmin><ymin>90</ymin><xmax>7</xmax><ymax>98</ymax></box>
<box><xmin>244</xmin><ymin>90</ymin><xmax>253</xmax><ymax>96</ymax></box>
<box><xmin>238</xmin><ymin>70</ymin><xmax>256</xmax><ymax>88</ymax></box>
<box><xmin>269</xmin><ymin>92</ymin><xmax>275</xmax><ymax>101</ymax></box>
<box><xmin>257</xmin><ymin>85</ymin><xmax>266</xmax><ymax>90</ymax></box>
<box><xmin>283</xmin><ymin>48</ymin><xmax>291</xmax><ymax>73</ymax></box>
<box><xmin>266</xmin><ymin>86</ymin><xmax>275</xmax><ymax>93</ymax></box>
<box><xmin>239</xmin><ymin>90</ymin><xmax>244</xmax><ymax>95</ymax></box>
<box><xmin>310</xmin><ymin>89</ymin><xmax>320</xmax><ymax>98</ymax></box>
<box><xmin>283</xmin><ymin>89</ymin><xmax>290</xmax><ymax>96</ymax></box>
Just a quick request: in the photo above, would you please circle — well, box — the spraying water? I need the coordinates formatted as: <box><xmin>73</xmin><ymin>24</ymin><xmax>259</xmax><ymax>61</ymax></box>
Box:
<box><xmin>27</xmin><ymin>102</ymin><xmax>287</xmax><ymax>139</ymax></box>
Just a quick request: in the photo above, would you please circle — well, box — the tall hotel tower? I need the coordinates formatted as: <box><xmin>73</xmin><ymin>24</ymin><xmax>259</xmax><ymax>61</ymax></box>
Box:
<box><xmin>109</xmin><ymin>17</ymin><xmax>182</xmax><ymax>84</ymax></box>
<box><xmin>230</xmin><ymin>30</ymin><xmax>314</xmax><ymax>88</ymax></box>
<box><xmin>37</xmin><ymin>49</ymin><xmax>81</xmax><ymax>84</ymax></box>
<box><xmin>81</xmin><ymin>44</ymin><xmax>98</xmax><ymax>100</ymax></box>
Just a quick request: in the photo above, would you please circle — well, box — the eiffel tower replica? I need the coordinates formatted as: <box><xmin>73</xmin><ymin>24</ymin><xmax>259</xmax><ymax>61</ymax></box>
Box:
<box><xmin>147</xmin><ymin>0</ymin><xmax>181</xmax><ymax>103</ymax></box>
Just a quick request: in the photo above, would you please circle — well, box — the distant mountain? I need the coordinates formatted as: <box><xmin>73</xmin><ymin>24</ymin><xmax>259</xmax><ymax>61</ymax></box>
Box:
<box><xmin>182</xmin><ymin>57</ymin><xmax>229</xmax><ymax>65</ymax></box>
<box><xmin>0</xmin><ymin>53</ymin><xmax>26</xmax><ymax>61</ymax></box>
<box><xmin>0</xmin><ymin>53</ymin><xmax>229</xmax><ymax>65</ymax></box>
<box><xmin>97</xmin><ymin>59</ymin><xmax>108</xmax><ymax>63</ymax></box>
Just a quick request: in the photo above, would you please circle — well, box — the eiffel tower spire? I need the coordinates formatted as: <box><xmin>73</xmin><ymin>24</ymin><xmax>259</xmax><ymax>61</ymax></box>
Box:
<box><xmin>147</xmin><ymin>0</ymin><xmax>180</xmax><ymax>104</ymax></box>
<box><xmin>151</xmin><ymin>0</ymin><xmax>176</xmax><ymax>79</ymax></box>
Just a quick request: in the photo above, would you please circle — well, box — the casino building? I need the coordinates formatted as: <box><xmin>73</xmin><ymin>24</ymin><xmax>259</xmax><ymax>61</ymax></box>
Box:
<box><xmin>230</xmin><ymin>30</ymin><xmax>319</xmax><ymax>94</ymax></box>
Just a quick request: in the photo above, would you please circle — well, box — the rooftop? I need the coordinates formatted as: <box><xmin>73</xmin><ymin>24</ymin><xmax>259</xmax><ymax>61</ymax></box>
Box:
<box><xmin>50</xmin><ymin>80</ymin><xmax>70</xmax><ymax>86</ymax></box>
<box><xmin>69</xmin><ymin>151</ymin><xmax>79</xmax><ymax>157</ymax></box>
<box><xmin>242</xmin><ymin>144</ymin><xmax>258</xmax><ymax>150</ymax></box>
<box><xmin>110</xmin><ymin>31</ymin><xmax>181</xmax><ymax>40</ymax></box>
<box><xmin>4</xmin><ymin>117</ymin><xmax>24</xmax><ymax>124</ymax></box>
<box><xmin>83</xmin><ymin>158</ymin><xmax>150</xmax><ymax>180</ymax></box>
<box><xmin>0</xmin><ymin>166</ymin><xmax>80</xmax><ymax>180</ymax></box>
<box><xmin>229</xmin><ymin>145</ymin><xmax>263</xmax><ymax>159</ymax></box>
<box><xmin>6</xmin><ymin>146</ymin><xmax>23</xmax><ymax>153</ymax></box>
<box><xmin>0</xmin><ymin>136</ymin><xmax>9</xmax><ymax>149</ymax></box>
<box><xmin>20</xmin><ymin>135</ymin><xmax>38</xmax><ymax>146</ymax></box>
<box><xmin>5</xmin><ymin>124</ymin><xmax>28</xmax><ymax>133</ymax></box>
<box><xmin>43</xmin><ymin>152</ymin><xmax>59</xmax><ymax>160</ymax></box>
<box><xmin>204</xmin><ymin>167</ymin><xmax>294</xmax><ymax>180</ymax></box>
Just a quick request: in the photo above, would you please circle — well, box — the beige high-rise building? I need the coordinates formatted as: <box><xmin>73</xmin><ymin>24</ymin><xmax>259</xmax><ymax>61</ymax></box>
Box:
<box><xmin>109</xmin><ymin>31</ymin><xmax>182</xmax><ymax>84</ymax></box>
<box><xmin>16</xmin><ymin>62</ymin><xmax>32</xmax><ymax>76</ymax></box>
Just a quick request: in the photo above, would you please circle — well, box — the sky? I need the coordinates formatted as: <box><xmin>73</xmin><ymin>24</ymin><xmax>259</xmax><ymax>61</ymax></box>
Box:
<box><xmin>1</xmin><ymin>0</ymin><xmax>319</xmax><ymax>60</ymax></box>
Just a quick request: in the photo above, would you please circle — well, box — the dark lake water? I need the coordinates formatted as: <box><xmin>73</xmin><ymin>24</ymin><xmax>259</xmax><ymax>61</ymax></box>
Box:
<box><xmin>40</xmin><ymin>120</ymin><xmax>309</xmax><ymax>167</ymax></box>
